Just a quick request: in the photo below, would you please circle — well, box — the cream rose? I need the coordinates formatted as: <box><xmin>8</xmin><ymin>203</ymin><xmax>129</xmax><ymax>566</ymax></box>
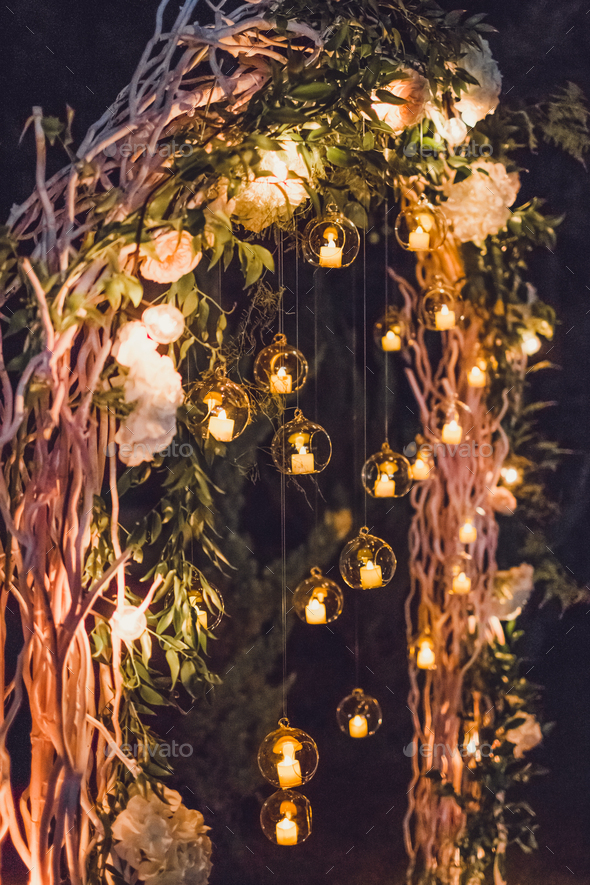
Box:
<box><xmin>232</xmin><ymin>140</ymin><xmax>310</xmax><ymax>232</ymax></box>
<box><xmin>488</xmin><ymin>484</ymin><xmax>517</xmax><ymax>515</ymax></box>
<box><xmin>491</xmin><ymin>563</ymin><xmax>535</xmax><ymax>620</ymax></box>
<box><xmin>504</xmin><ymin>712</ymin><xmax>543</xmax><ymax>759</ymax></box>
<box><xmin>454</xmin><ymin>38</ymin><xmax>502</xmax><ymax>128</ymax></box>
<box><xmin>372</xmin><ymin>68</ymin><xmax>429</xmax><ymax>133</ymax></box>
<box><xmin>141</xmin><ymin>229</ymin><xmax>202</xmax><ymax>284</ymax></box>
<box><xmin>443</xmin><ymin>160</ymin><xmax>520</xmax><ymax>245</ymax></box>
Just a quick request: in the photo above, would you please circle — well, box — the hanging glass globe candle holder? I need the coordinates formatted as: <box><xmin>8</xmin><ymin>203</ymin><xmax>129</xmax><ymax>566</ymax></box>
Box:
<box><xmin>336</xmin><ymin>688</ymin><xmax>382</xmax><ymax>738</ymax></box>
<box><xmin>339</xmin><ymin>526</ymin><xmax>396</xmax><ymax>589</ymax></box>
<box><xmin>394</xmin><ymin>195</ymin><xmax>447</xmax><ymax>252</ymax></box>
<box><xmin>258</xmin><ymin>718</ymin><xmax>319</xmax><ymax>789</ymax></box>
<box><xmin>466</xmin><ymin>355</ymin><xmax>488</xmax><ymax>389</ymax></box>
<box><xmin>302</xmin><ymin>213</ymin><xmax>360</xmax><ymax>268</ymax></box>
<box><xmin>447</xmin><ymin>551</ymin><xmax>473</xmax><ymax>595</ymax></box>
<box><xmin>253</xmin><ymin>333</ymin><xmax>308</xmax><ymax>395</ymax></box>
<box><xmin>361</xmin><ymin>442</ymin><xmax>412</xmax><ymax>499</ymax></box>
<box><xmin>187</xmin><ymin>579</ymin><xmax>224</xmax><ymax>632</ymax></box>
<box><xmin>260</xmin><ymin>790</ymin><xmax>312</xmax><ymax>846</ymax></box>
<box><xmin>293</xmin><ymin>567</ymin><xmax>344</xmax><ymax>625</ymax></box>
<box><xmin>422</xmin><ymin>278</ymin><xmax>461</xmax><ymax>331</ymax></box>
<box><xmin>142</xmin><ymin>303</ymin><xmax>185</xmax><ymax>344</ymax></box>
<box><xmin>438</xmin><ymin>397</ymin><xmax>472</xmax><ymax>446</ymax></box>
<box><xmin>412</xmin><ymin>626</ymin><xmax>437</xmax><ymax>670</ymax></box>
<box><xmin>373</xmin><ymin>306</ymin><xmax>410</xmax><ymax>352</ymax></box>
<box><xmin>271</xmin><ymin>409</ymin><xmax>332</xmax><ymax>475</ymax></box>
<box><xmin>189</xmin><ymin>367</ymin><xmax>250</xmax><ymax>442</ymax></box>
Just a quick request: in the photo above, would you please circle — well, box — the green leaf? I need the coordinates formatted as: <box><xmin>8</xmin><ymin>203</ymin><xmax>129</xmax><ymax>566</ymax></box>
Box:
<box><xmin>181</xmin><ymin>288</ymin><xmax>199</xmax><ymax>317</ymax></box>
<box><xmin>343</xmin><ymin>202</ymin><xmax>368</xmax><ymax>229</ymax></box>
<box><xmin>326</xmin><ymin>146</ymin><xmax>355</xmax><ymax>167</ymax></box>
<box><xmin>4</xmin><ymin>309</ymin><xmax>30</xmax><ymax>338</ymax></box>
<box><xmin>105</xmin><ymin>273</ymin><xmax>143</xmax><ymax>309</ymax></box>
<box><xmin>374</xmin><ymin>89</ymin><xmax>408</xmax><ymax>106</ymax></box>
<box><xmin>289</xmin><ymin>82</ymin><xmax>336</xmax><ymax>102</ymax></box>
<box><xmin>140</xmin><ymin>685</ymin><xmax>169</xmax><ymax>706</ymax></box>
<box><xmin>166</xmin><ymin>649</ymin><xmax>180</xmax><ymax>688</ymax></box>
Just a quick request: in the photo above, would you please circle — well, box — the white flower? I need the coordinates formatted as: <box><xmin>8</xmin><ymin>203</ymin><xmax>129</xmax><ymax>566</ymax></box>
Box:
<box><xmin>426</xmin><ymin>104</ymin><xmax>468</xmax><ymax>146</ymax></box>
<box><xmin>504</xmin><ymin>712</ymin><xmax>543</xmax><ymax>759</ymax></box>
<box><xmin>443</xmin><ymin>160</ymin><xmax>520</xmax><ymax>245</ymax></box>
<box><xmin>110</xmin><ymin>605</ymin><xmax>148</xmax><ymax>642</ymax></box>
<box><xmin>488</xmin><ymin>484</ymin><xmax>517</xmax><ymax>515</ymax></box>
<box><xmin>112</xmin><ymin>785</ymin><xmax>212</xmax><ymax>885</ymax></box>
<box><xmin>491</xmin><ymin>564</ymin><xmax>535</xmax><ymax>620</ymax></box>
<box><xmin>454</xmin><ymin>38</ymin><xmax>502</xmax><ymax>128</ymax></box>
<box><xmin>113</xmin><ymin>323</ymin><xmax>184</xmax><ymax>466</ymax></box>
<box><xmin>143</xmin><ymin>304</ymin><xmax>185</xmax><ymax>344</ymax></box>
<box><xmin>371</xmin><ymin>69</ymin><xmax>429</xmax><ymax>133</ymax></box>
<box><xmin>232</xmin><ymin>140</ymin><xmax>310</xmax><ymax>232</ymax></box>
<box><xmin>141</xmin><ymin>230</ymin><xmax>202</xmax><ymax>284</ymax></box>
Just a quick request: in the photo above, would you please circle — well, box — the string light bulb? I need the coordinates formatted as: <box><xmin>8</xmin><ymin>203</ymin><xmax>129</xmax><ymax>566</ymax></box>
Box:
<box><xmin>253</xmin><ymin>333</ymin><xmax>308</xmax><ymax>395</ymax></box>
<box><xmin>339</xmin><ymin>527</ymin><xmax>396</xmax><ymax>590</ymax></box>
<box><xmin>293</xmin><ymin>568</ymin><xmax>344</xmax><ymax>625</ymax></box>
<box><xmin>302</xmin><ymin>213</ymin><xmax>360</xmax><ymax>268</ymax></box>
<box><xmin>336</xmin><ymin>688</ymin><xmax>382</xmax><ymax>738</ymax></box>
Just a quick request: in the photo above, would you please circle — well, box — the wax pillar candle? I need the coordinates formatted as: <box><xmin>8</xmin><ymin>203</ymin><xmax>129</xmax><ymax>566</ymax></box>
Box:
<box><xmin>411</xmin><ymin>458</ymin><xmax>430</xmax><ymax>481</ymax></box>
<box><xmin>291</xmin><ymin>447</ymin><xmax>315</xmax><ymax>474</ymax></box>
<box><xmin>417</xmin><ymin>641</ymin><xmax>436</xmax><ymax>670</ymax></box>
<box><xmin>270</xmin><ymin>366</ymin><xmax>293</xmax><ymax>394</ymax></box>
<box><xmin>408</xmin><ymin>226</ymin><xmax>430</xmax><ymax>250</ymax></box>
<box><xmin>208</xmin><ymin>409</ymin><xmax>234</xmax><ymax>441</ymax></box>
<box><xmin>276</xmin><ymin>742</ymin><xmax>302</xmax><ymax>788</ymax></box>
<box><xmin>441</xmin><ymin>419</ymin><xmax>462</xmax><ymax>445</ymax></box>
<box><xmin>305</xmin><ymin>596</ymin><xmax>327</xmax><ymax>624</ymax></box>
<box><xmin>276</xmin><ymin>817</ymin><xmax>298</xmax><ymax>845</ymax></box>
<box><xmin>381</xmin><ymin>329</ymin><xmax>402</xmax><ymax>351</ymax></box>
<box><xmin>451</xmin><ymin>571</ymin><xmax>471</xmax><ymax>594</ymax></box>
<box><xmin>434</xmin><ymin>303</ymin><xmax>455</xmax><ymax>331</ymax></box>
<box><xmin>359</xmin><ymin>561</ymin><xmax>382</xmax><ymax>588</ymax></box>
<box><xmin>319</xmin><ymin>229</ymin><xmax>343</xmax><ymax>268</ymax></box>
<box><xmin>374</xmin><ymin>474</ymin><xmax>395</xmax><ymax>497</ymax></box>
<box><xmin>459</xmin><ymin>520</ymin><xmax>477</xmax><ymax>544</ymax></box>
<box><xmin>467</xmin><ymin>365</ymin><xmax>486</xmax><ymax>387</ymax></box>
<box><xmin>349</xmin><ymin>714</ymin><xmax>368</xmax><ymax>738</ymax></box>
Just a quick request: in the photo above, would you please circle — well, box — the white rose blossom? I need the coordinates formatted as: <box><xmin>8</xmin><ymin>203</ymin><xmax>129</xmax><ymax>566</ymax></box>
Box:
<box><xmin>443</xmin><ymin>160</ymin><xmax>520</xmax><ymax>245</ymax></box>
<box><xmin>112</xmin><ymin>785</ymin><xmax>212</xmax><ymax>885</ymax></box>
<box><xmin>504</xmin><ymin>712</ymin><xmax>543</xmax><ymax>759</ymax></box>
<box><xmin>113</xmin><ymin>322</ymin><xmax>184</xmax><ymax>466</ymax></box>
<box><xmin>454</xmin><ymin>38</ymin><xmax>502</xmax><ymax>128</ymax></box>
<box><xmin>232</xmin><ymin>140</ymin><xmax>310</xmax><ymax>232</ymax></box>
<box><xmin>141</xmin><ymin>229</ymin><xmax>202</xmax><ymax>284</ymax></box>
<box><xmin>491</xmin><ymin>563</ymin><xmax>535</xmax><ymax>620</ymax></box>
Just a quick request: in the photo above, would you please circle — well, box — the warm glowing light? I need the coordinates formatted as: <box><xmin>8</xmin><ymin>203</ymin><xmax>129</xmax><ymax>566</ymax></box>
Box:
<box><xmin>467</xmin><ymin>364</ymin><xmax>486</xmax><ymax>387</ymax></box>
<box><xmin>417</xmin><ymin>640</ymin><xmax>436</xmax><ymax>670</ymax></box>
<box><xmin>195</xmin><ymin>607</ymin><xmax>208</xmax><ymax>630</ymax></box>
<box><xmin>208</xmin><ymin>409</ymin><xmax>234</xmax><ymax>441</ymax></box>
<box><xmin>291</xmin><ymin>446</ymin><xmax>315</xmax><ymax>474</ymax></box>
<box><xmin>142</xmin><ymin>304</ymin><xmax>185</xmax><ymax>344</ymax></box>
<box><xmin>501</xmin><ymin>466</ymin><xmax>520</xmax><ymax>486</ymax></box>
<box><xmin>276</xmin><ymin>741</ymin><xmax>303</xmax><ymax>789</ymax></box>
<box><xmin>441</xmin><ymin>419</ymin><xmax>462</xmax><ymax>445</ymax></box>
<box><xmin>411</xmin><ymin>457</ymin><xmax>431</xmax><ymax>481</ymax></box>
<box><xmin>374</xmin><ymin>473</ymin><xmax>396</xmax><ymax>497</ymax></box>
<box><xmin>319</xmin><ymin>227</ymin><xmax>343</xmax><ymax>268</ymax></box>
<box><xmin>451</xmin><ymin>571</ymin><xmax>471</xmax><ymax>595</ymax></box>
<box><xmin>270</xmin><ymin>366</ymin><xmax>293</xmax><ymax>394</ymax></box>
<box><xmin>110</xmin><ymin>605</ymin><xmax>147</xmax><ymax>643</ymax></box>
<box><xmin>349</xmin><ymin>714</ymin><xmax>369</xmax><ymax>738</ymax></box>
<box><xmin>435</xmin><ymin>303</ymin><xmax>456</xmax><ymax>331</ymax></box>
<box><xmin>408</xmin><ymin>225</ymin><xmax>430</xmax><ymax>251</ymax></box>
<box><xmin>381</xmin><ymin>329</ymin><xmax>402</xmax><ymax>351</ymax></box>
<box><xmin>359</xmin><ymin>560</ymin><xmax>383</xmax><ymax>589</ymax></box>
<box><xmin>305</xmin><ymin>594</ymin><xmax>327</xmax><ymax>624</ymax></box>
<box><xmin>459</xmin><ymin>519</ymin><xmax>477</xmax><ymax>544</ymax></box>
<box><xmin>276</xmin><ymin>814</ymin><xmax>298</xmax><ymax>845</ymax></box>
<box><xmin>521</xmin><ymin>330</ymin><xmax>541</xmax><ymax>356</ymax></box>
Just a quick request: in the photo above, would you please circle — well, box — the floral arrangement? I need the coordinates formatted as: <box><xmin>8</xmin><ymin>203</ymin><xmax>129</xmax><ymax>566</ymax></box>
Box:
<box><xmin>0</xmin><ymin>1</ymin><xmax>586</xmax><ymax>884</ymax></box>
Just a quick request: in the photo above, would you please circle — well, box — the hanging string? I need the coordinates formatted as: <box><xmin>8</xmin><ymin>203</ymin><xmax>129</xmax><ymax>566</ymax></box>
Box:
<box><xmin>363</xmin><ymin>229</ymin><xmax>368</xmax><ymax>527</ymax></box>
<box><xmin>295</xmin><ymin>228</ymin><xmax>300</xmax><ymax>411</ymax></box>
<box><xmin>278</xmin><ymin>230</ymin><xmax>287</xmax><ymax>718</ymax></box>
<box><xmin>384</xmin><ymin>198</ymin><xmax>389</xmax><ymax>442</ymax></box>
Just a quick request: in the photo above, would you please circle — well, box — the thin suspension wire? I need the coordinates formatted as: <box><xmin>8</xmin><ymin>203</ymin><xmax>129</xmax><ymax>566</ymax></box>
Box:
<box><xmin>363</xmin><ymin>230</ymin><xmax>368</xmax><ymax>527</ymax></box>
<box><xmin>295</xmin><ymin>229</ymin><xmax>300</xmax><ymax>411</ymax></box>
<box><xmin>278</xmin><ymin>230</ymin><xmax>287</xmax><ymax>717</ymax></box>
<box><xmin>384</xmin><ymin>199</ymin><xmax>389</xmax><ymax>442</ymax></box>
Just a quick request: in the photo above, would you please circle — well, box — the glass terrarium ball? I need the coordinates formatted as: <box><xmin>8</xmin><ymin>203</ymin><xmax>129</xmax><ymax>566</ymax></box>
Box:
<box><xmin>339</xmin><ymin>526</ymin><xmax>396</xmax><ymax>589</ymax></box>
<box><xmin>187</xmin><ymin>577</ymin><xmax>223</xmax><ymax>632</ymax></box>
<box><xmin>422</xmin><ymin>278</ymin><xmax>461</xmax><ymax>331</ymax></box>
<box><xmin>447</xmin><ymin>551</ymin><xmax>473</xmax><ymax>595</ymax></box>
<box><xmin>302</xmin><ymin>213</ymin><xmax>360</xmax><ymax>268</ymax></box>
<box><xmin>257</xmin><ymin>718</ymin><xmax>319</xmax><ymax>789</ymax></box>
<box><xmin>188</xmin><ymin>369</ymin><xmax>250</xmax><ymax>442</ymax></box>
<box><xmin>336</xmin><ymin>688</ymin><xmax>382</xmax><ymax>738</ymax></box>
<box><xmin>142</xmin><ymin>303</ymin><xmax>185</xmax><ymax>344</ymax></box>
<box><xmin>293</xmin><ymin>567</ymin><xmax>344</xmax><ymax>625</ymax></box>
<box><xmin>361</xmin><ymin>442</ymin><xmax>412</xmax><ymax>499</ymax></box>
<box><xmin>271</xmin><ymin>409</ymin><xmax>332</xmax><ymax>475</ymax></box>
<box><xmin>373</xmin><ymin>306</ymin><xmax>411</xmax><ymax>352</ymax></box>
<box><xmin>394</xmin><ymin>196</ymin><xmax>447</xmax><ymax>252</ymax></box>
<box><xmin>253</xmin><ymin>333</ymin><xmax>308</xmax><ymax>394</ymax></box>
<box><xmin>260</xmin><ymin>789</ymin><xmax>312</xmax><ymax>846</ymax></box>
<box><xmin>437</xmin><ymin>398</ymin><xmax>472</xmax><ymax>446</ymax></box>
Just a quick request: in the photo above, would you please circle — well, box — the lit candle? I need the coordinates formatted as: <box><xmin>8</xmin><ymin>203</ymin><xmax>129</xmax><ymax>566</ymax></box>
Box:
<box><xmin>276</xmin><ymin>741</ymin><xmax>302</xmax><ymax>788</ymax></box>
<box><xmin>408</xmin><ymin>226</ymin><xmax>430</xmax><ymax>251</ymax></box>
<box><xmin>276</xmin><ymin>816</ymin><xmax>298</xmax><ymax>846</ymax></box>
<box><xmin>349</xmin><ymin>714</ymin><xmax>369</xmax><ymax>739</ymax></box>
<box><xmin>434</xmin><ymin>303</ymin><xmax>455</xmax><ymax>331</ymax></box>
<box><xmin>270</xmin><ymin>366</ymin><xmax>293</xmax><ymax>394</ymax></box>
<box><xmin>381</xmin><ymin>329</ymin><xmax>402</xmax><ymax>351</ymax></box>
<box><xmin>305</xmin><ymin>594</ymin><xmax>327</xmax><ymax>624</ymax></box>
<box><xmin>291</xmin><ymin>446</ymin><xmax>315</xmax><ymax>474</ymax></box>
<box><xmin>195</xmin><ymin>608</ymin><xmax>208</xmax><ymax>630</ymax></box>
<box><xmin>374</xmin><ymin>474</ymin><xmax>396</xmax><ymax>497</ymax></box>
<box><xmin>501</xmin><ymin>466</ymin><xmax>520</xmax><ymax>486</ymax></box>
<box><xmin>467</xmin><ymin>365</ymin><xmax>486</xmax><ymax>388</ymax></box>
<box><xmin>208</xmin><ymin>409</ymin><xmax>234</xmax><ymax>441</ymax></box>
<box><xmin>417</xmin><ymin>641</ymin><xmax>436</xmax><ymax>670</ymax></box>
<box><xmin>319</xmin><ymin>227</ymin><xmax>343</xmax><ymax>268</ymax></box>
<box><xmin>521</xmin><ymin>331</ymin><xmax>541</xmax><ymax>355</ymax></box>
<box><xmin>459</xmin><ymin>520</ymin><xmax>477</xmax><ymax>544</ymax></box>
<box><xmin>451</xmin><ymin>571</ymin><xmax>471</xmax><ymax>594</ymax></box>
<box><xmin>359</xmin><ymin>560</ymin><xmax>383</xmax><ymax>589</ymax></box>
<box><xmin>441</xmin><ymin>419</ymin><xmax>462</xmax><ymax>445</ymax></box>
<box><xmin>411</xmin><ymin>458</ymin><xmax>430</xmax><ymax>481</ymax></box>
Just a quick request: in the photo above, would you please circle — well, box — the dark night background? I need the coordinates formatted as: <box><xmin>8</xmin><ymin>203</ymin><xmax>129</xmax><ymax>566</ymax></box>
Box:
<box><xmin>1</xmin><ymin>2</ymin><xmax>590</xmax><ymax>884</ymax></box>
